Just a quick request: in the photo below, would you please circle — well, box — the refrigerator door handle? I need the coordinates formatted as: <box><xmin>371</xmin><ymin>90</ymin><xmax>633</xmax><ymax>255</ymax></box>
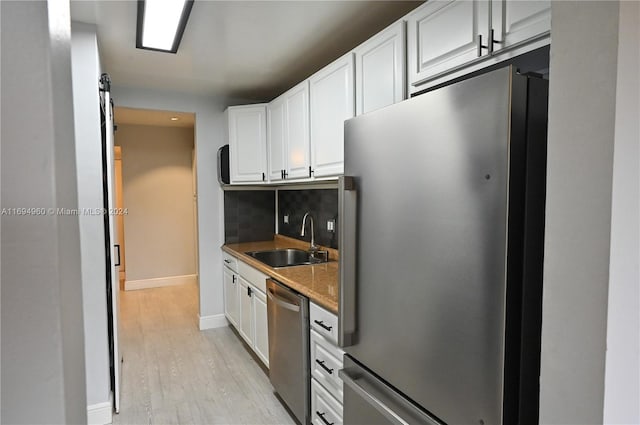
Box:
<box><xmin>339</xmin><ymin>365</ymin><xmax>442</xmax><ymax>425</ymax></box>
<box><xmin>338</xmin><ymin>176</ymin><xmax>357</xmax><ymax>347</ymax></box>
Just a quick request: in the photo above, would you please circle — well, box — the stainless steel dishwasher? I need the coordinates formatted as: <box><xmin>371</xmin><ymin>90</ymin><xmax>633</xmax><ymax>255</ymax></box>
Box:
<box><xmin>266</xmin><ymin>278</ymin><xmax>310</xmax><ymax>424</ymax></box>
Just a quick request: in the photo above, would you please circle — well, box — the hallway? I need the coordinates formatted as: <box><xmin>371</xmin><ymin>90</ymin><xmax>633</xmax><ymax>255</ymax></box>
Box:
<box><xmin>114</xmin><ymin>283</ymin><xmax>295</xmax><ymax>425</ymax></box>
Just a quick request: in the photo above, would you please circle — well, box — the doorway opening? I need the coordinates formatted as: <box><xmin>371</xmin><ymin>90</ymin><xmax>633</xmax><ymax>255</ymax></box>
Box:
<box><xmin>113</xmin><ymin>106</ymin><xmax>199</xmax><ymax>298</ymax></box>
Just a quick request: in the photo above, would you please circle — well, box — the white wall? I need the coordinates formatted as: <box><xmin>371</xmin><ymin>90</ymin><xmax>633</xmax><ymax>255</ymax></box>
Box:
<box><xmin>540</xmin><ymin>2</ymin><xmax>620</xmax><ymax>423</ymax></box>
<box><xmin>116</xmin><ymin>124</ymin><xmax>197</xmax><ymax>282</ymax></box>
<box><xmin>70</xmin><ymin>22</ymin><xmax>112</xmax><ymax>419</ymax></box>
<box><xmin>603</xmin><ymin>1</ymin><xmax>640</xmax><ymax>422</ymax></box>
<box><xmin>1</xmin><ymin>1</ymin><xmax>87</xmax><ymax>423</ymax></box>
<box><xmin>111</xmin><ymin>86</ymin><xmax>232</xmax><ymax>328</ymax></box>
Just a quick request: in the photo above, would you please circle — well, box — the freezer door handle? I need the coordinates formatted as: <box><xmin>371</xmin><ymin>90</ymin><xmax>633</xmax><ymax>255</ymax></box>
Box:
<box><xmin>338</xmin><ymin>176</ymin><xmax>357</xmax><ymax>347</ymax></box>
<box><xmin>339</xmin><ymin>365</ymin><xmax>442</xmax><ymax>425</ymax></box>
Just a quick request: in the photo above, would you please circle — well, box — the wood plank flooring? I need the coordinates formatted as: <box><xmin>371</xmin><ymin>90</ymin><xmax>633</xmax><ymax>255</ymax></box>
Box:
<box><xmin>114</xmin><ymin>283</ymin><xmax>296</xmax><ymax>425</ymax></box>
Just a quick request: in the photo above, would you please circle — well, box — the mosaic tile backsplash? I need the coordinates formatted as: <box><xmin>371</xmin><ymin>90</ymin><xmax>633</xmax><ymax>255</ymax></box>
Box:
<box><xmin>278</xmin><ymin>189</ymin><xmax>338</xmax><ymax>249</ymax></box>
<box><xmin>224</xmin><ymin>190</ymin><xmax>275</xmax><ymax>244</ymax></box>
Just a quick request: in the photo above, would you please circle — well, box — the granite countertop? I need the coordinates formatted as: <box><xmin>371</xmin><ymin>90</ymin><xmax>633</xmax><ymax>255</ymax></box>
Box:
<box><xmin>222</xmin><ymin>235</ymin><xmax>339</xmax><ymax>313</ymax></box>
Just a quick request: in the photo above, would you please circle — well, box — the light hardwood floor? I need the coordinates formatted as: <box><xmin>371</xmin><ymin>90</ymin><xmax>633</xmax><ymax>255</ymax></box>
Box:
<box><xmin>114</xmin><ymin>283</ymin><xmax>296</xmax><ymax>425</ymax></box>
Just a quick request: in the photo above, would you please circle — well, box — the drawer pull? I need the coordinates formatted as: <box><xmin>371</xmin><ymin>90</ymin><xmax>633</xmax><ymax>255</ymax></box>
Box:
<box><xmin>314</xmin><ymin>320</ymin><xmax>333</xmax><ymax>332</ymax></box>
<box><xmin>315</xmin><ymin>359</ymin><xmax>334</xmax><ymax>375</ymax></box>
<box><xmin>224</xmin><ymin>259</ymin><xmax>231</xmax><ymax>264</ymax></box>
<box><xmin>316</xmin><ymin>411</ymin><xmax>334</xmax><ymax>425</ymax></box>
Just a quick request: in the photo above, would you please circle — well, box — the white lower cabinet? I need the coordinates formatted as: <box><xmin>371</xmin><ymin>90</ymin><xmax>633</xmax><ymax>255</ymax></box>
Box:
<box><xmin>238</xmin><ymin>277</ymin><xmax>254</xmax><ymax>345</ymax></box>
<box><xmin>310</xmin><ymin>302</ymin><xmax>344</xmax><ymax>425</ymax></box>
<box><xmin>312</xmin><ymin>379</ymin><xmax>343</xmax><ymax>425</ymax></box>
<box><xmin>223</xmin><ymin>266</ymin><xmax>239</xmax><ymax>328</ymax></box>
<box><xmin>222</xmin><ymin>251</ymin><xmax>269</xmax><ymax>367</ymax></box>
<box><xmin>311</xmin><ymin>329</ymin><xmax>343</xmax><ymax>400</ymax></box>
<box><xmin>252</xmin><ymin>288</ymin><xmax>269</xmax><ymax>366</ymax></box>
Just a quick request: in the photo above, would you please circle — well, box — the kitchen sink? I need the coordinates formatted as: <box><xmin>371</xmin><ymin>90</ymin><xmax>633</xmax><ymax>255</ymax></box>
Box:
<box><xmin>246</xmin><ymin>248</ymin><xmax>328</xmax><ymax>268</ymax></box>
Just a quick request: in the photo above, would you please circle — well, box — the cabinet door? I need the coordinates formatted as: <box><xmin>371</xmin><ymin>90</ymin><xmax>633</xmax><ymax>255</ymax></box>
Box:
<box><xmin>223</xmin><ymin>267</ymin><xmax>239</xmax><ymax>328</ymax></box>
<box><xmin>354</xmin><ymin>21</ymin><xmax>406</xmax><ymax>115</ymax></box>
<box><xmin>310</xmin><ymin>53</ymin><xmax>355</xmax><ymax>178</ymax></box>
<box><xmin>238</xmin><ymin>277</ymin><xmax>254</xmax><ymax>346</ymax></box>
<box><xmin>407</xmin><ymin>0</ymin><xmax>489</xmax><ymax>87</ymax></box>
<box><xmin>252</xmin><ymin>288</ymin><xmax>269</xmax><ymax>367</ymax></box>
<box><xmin>227</xmin><ymin>105</ymin><xmax>267</xmax><ymax>183</ymax></box>
<box><xmin>267</xmin><ymin>97</ymin><xmax>286</xmax><ymax>181</ymax></box>
<box><xmin>285</xmin><ymin>81</ymin><xmax>311</xmax><ymax>179</ymax></box>
<box><xmin>491</xmin><ymin>0</ymin><xmax>550</xmax><ymax>53</ymax></box>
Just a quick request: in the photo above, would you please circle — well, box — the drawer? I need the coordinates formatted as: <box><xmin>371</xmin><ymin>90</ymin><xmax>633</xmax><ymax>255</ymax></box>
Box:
<box><xmin>310</xmin><ymin>302</ymin><xmax>338</xmax><ymax>344</ymax></box>
<box><xmin>311</xmin><ymin>378</ymin><xmax>343</xmax><ymax>425</ymax></box>
<box><xmin>222</xmin><ymin>251</ymin><xmax>238</xmax><ymax>272</ymax></box>
<box><xmin>238</xmin><ymin>260</ymin><xmax>268</xmax><ymax>293</ymax></box>
<box><xmin>310</xmin><ymin>329</ymin><xmax>343</xmax><ymax>402</ymax></box>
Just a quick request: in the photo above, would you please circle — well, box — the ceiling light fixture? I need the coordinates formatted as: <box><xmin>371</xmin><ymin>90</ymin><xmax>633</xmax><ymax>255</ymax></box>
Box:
<box><xmin>136</xmin><ymin>0</ymin><xmax>194</xmax><ymax>54</ymax></box>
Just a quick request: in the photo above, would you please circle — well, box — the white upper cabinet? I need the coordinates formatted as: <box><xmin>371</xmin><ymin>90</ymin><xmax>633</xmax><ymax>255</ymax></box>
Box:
<box><xmin>310</xmin><ymin>53</ymin><xmax>355</xmax><ymax>178</ymax></box>
<box><xmin>407</xmin><ymin>0</ymin><xmax>550</xmax><ymax>92</ymax></box>
<box><xmin>491</xmin><ymin>0</ymin><xmax>550</xmax><ymax>53</ymax></box>
<box><xmin>354</xmin><ymin>20</ymin><xmax>406</xmax><ymax>115</ymax></box>
<box><xmin>285</xmin><ymin>81</ymin><xmax>311</xmax><ymax>179</ymax></box>
<box><xmin>267</xmin><ymin>81</ymin><xmax>310</xmax><ymax>181</ymax></box>
<box><xmin>267</xmin><ymin>96</ymin><xmax>286</xmax><ymax>182</ymax></box>
<box><xmin>227</xmin><ymin>104</ymin><xmax>268</xmax><ymax>183</ymax></box>
<box><xmin>408</xmin><ymin>0</ymin><xmax>489</xmax><ymax>86</ymax></box>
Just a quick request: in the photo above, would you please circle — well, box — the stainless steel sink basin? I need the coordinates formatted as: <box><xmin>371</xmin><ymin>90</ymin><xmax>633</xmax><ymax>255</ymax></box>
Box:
<box><xmin>246</xmin><ymin>248</ymin><xmax>328</xmax><ymax>268</ymax></box>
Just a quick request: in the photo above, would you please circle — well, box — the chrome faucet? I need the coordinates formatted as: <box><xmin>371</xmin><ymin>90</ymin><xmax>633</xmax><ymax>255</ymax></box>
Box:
<box><xmin>300</xmin><ymin>212</ymin><xmax>318</xmax><ymax>253</ymax></box>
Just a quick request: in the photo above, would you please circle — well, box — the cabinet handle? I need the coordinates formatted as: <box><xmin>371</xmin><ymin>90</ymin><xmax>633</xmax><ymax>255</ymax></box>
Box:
<box><xmin>283</xmin><ymin>170</ymin><xmax>288</xmax><ymax>179</ymax></box>
<box><xmin>314</xmin><ymin>319</ymin><xmax>333</xmax><ymax>331</ymax></box>
<box><xmin>247</xmin><ymin>286</ymin><xmax>252</xmax><ymax>297</ymax></box>
<box><xmin>224</xmin><ymin>259</ymin><xmax>231</xmax><ymax>264</ymax></box>
<box><xmin>315</xmin><ymin>359</ymin><xmax>334</xmax><ymax>375</ymax></box>
<box><xmin>262</xmin><ymin>172</ymin><xmax>265</xmax><ymax>181</ymax></box>
<box><xmin>477</xmin><ymin>34</ymin><xmax>489</xmax><ymax>57</ymax></box>
<box><xmin>281</xmin><ymin>169</ymin><xmax>284</xmax><ymax>179</ymax></box>
<box><xmin>232</xmin><ymin>275</ymin><xmax>236</xmax><ymax>283</ymax></box>
<box><xmin>316</xmin><ymin>411</ymin><xmax>334</xmax><ymax>425</ymax></box>
<box><xmin>489</xmin><ymin>28</ymin><xmax>502</xmax><ymax>54</ymax></box>
<box><xmin>308</xmin><ymin>166</ymin><xmax>314</xmax><ymax>177</ymax></box>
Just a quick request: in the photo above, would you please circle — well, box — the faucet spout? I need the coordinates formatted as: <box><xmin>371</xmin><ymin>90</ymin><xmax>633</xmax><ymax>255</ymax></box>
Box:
<box><xmin>300</xmin><ymin>212</ymin><xmax>318</xmax><ymax>252</ymax></box>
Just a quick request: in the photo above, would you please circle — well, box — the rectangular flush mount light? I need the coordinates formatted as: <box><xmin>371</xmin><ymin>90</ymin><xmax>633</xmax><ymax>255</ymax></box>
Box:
<box><xmin>136</xmin><ymin>0</ymin><xmax>194</xmax><ymax>53</ymax></box>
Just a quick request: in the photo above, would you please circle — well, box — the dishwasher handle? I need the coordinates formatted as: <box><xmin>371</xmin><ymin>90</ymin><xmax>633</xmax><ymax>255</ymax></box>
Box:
<box><xmin>267</xmin><ymin>287</ymin><xmax>301</xmax><ymax>312</ymax></box>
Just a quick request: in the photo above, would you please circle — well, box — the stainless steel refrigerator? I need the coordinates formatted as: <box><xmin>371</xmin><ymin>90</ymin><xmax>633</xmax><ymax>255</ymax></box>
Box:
<box><xmin>338</xmin><ymin>66</ymin><xmax>548</xmax><ymax>425</ymax></box>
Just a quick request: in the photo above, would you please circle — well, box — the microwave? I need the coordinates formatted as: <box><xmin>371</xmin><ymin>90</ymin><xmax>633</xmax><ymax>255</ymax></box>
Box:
<box><xmin>217</xmin><ymin>144</ymin><xmax>230</xmax><ymax>185</ymax></box>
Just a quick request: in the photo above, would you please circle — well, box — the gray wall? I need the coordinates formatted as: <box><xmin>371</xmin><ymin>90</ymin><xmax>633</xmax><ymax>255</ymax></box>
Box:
<box><xmin>603</xmin><ymin>1</ymin><xmax>640</xmax><ymax>422</ymax></box>
<box><xmin>539</xmin><ymin>2</ymin><xmax>620</xmax><ymax>423</ymax></box>
<box><xmin>117</xmin><ymin>124</ymin><xmax>197</xmax><ymax>281</ymax></box>
<box><xmin>70</xmin><ymin>22</ymin><xmax>112</xmax><ymax>413</ymax></box>
<box><xmin>1</xmin><ymin>1</ymin><xmax>87</xmax><ymax>423</ymax></box>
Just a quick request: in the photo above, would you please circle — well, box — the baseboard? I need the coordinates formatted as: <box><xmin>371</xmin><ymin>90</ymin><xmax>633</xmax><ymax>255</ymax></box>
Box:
<box><xmin>87</xmin><ymin>398</ymin><xmax>112</xmax><ymax>425</ymax></box>
<box><xmin>199</xmin><ymin>313</ymin><xmax>228</xmax><ymax>330</ymax></box>
<box><xmin>125</xmin><ymin>274</ymin><xmax>197</xmax><ymax>291</ymax></box>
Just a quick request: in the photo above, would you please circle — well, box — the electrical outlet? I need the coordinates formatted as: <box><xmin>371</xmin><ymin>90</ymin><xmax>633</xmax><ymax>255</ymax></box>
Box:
<box><xmin>284</xmin><ymin>215</ymin><xmax>289</xmax><ymax>224</ymax></box>
<box><xmin>327</xmin><ymin>219</ymin><xmax>335</xmax><ymax>232</ymax></box>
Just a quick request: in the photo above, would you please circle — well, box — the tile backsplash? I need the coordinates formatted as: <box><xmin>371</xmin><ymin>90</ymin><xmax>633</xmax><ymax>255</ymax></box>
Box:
<box><xmin>278</xmin><ymin>189</ymin><xmax>338</xmax><ymax>249</ymax></box>
<box><xmin>224</xmin><ymin>190</ymin><xmax>275</xmax><ymax>244</ymax></box>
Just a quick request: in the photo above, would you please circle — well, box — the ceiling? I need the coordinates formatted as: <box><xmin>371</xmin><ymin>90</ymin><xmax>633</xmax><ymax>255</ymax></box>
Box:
<box><xmin>115</xmin><ymin>107</ymin><xmax>195</xmax><ymax>128</ymax></box>
<box><xmin>70</xmin><ymin>0</ymin><xmax>422</xmax><ymax>101</ymax></box>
